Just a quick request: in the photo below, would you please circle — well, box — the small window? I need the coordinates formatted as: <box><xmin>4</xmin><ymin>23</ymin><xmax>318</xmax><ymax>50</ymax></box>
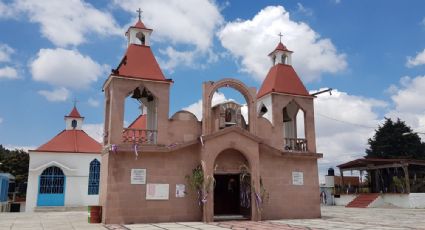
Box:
<box><xmin>259</xmin><ymin>104</ymin><xmax>268</xmax><ymax>117</ymax></box>
<box><xmin>88</xmin><ymin>159</ymin><xmax>100</xmax><ymax>195</ymax></box>
<box><xmin>71</xmin><ymin>120</ymin><xmax>77</xmax><ymax>129</ymax></box>
<box><xmin>136</xmin><ymin>32</ymin><xmax>145</xmax><ymax>45</ymax></box>
<box><xmin>281</xmin><ymin>55</ymin><xmax>287</xmax><ymax>64</ymax></box>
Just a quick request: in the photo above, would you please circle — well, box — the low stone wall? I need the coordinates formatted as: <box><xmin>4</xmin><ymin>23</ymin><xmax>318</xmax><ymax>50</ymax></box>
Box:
<box><xmin>370</xmin><ymin>193</ymin><xmax>425</xmax><ymax>208</ymax></box>
<box><xmin>334</xmin><ymin>194</ymin><xmax>356</xmax><ymax>206</ymax></box>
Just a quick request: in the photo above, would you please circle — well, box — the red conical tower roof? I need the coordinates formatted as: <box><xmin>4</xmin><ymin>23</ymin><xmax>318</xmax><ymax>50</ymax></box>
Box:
<box><xmin>66</xmin><ymin>106</ymin><xmax>83</xmax><ymax>118</ymax></box>
<box><xmin>269</xmin><ymin>42</ymin><xmax>293</xmax><ymax>56</ymax></box>
<box><xmin>258</xmin><ymin>42</ymin><xmax>309</xmax><ymax>98</ymax></box>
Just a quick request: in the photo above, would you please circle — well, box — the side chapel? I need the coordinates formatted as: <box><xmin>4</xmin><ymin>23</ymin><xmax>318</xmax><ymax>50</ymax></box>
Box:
<box><xmin>100</xmin><ymin>15</ymin><xmax>323</xmax><ymax>224</ymax></box>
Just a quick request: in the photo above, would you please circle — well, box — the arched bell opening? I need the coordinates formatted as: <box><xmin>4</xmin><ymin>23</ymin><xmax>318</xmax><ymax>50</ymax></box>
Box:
<box><xmin>123</xmin><ymin>84</ymin><xmax>158</xmax><ymax>144</ymax></box>
<box><xmin>282</xmin><ymin>100</ymin><xmax>307</xmax><ymax>152</ymax></box>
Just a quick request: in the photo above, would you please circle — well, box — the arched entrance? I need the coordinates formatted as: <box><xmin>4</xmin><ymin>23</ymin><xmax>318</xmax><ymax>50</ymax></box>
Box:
<box><xmin>213</xmin><ymin>149</ymin><xmax>251</xmax><ymax>220</ymax></box>
<box><xmin>37</xmin><ymin>166</ymin><xmax>66</xmax><ymax>206</ymax></box>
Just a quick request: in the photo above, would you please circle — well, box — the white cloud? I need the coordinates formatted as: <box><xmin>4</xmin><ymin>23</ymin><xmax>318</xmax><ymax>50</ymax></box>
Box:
<box><xmin>386</xmin><ymin>75</ymin><xmax>425</xmax><ymax>129</ymax></box>
<box><xmin>312</xmin><ymin>89</ymin><xmax>386</xmax><ymax>175</ymax></box>
<box><xmin>182</xmin><ymin>92</ymin><xmax>248</xmax><ymax>121</ymax></box>
<box><xmin>114</xmin><ymin>0</ymin><xmax>223</xmax><ymax>72</ymax></box>
<box><xmin>0</xmin><ymin>1</ymin><xmax>16</xmax><ymax>18</ymax></box>
<box><xmin>296</xmin><ymin>3</ymin><xmax>313</xmax><ymax>16</ymax></box>
<box><xmin>115</xmin><ymin>0</ymin><xmax>223</xmax><ymax>51</ymax></box>
<box><xmin>83</xmin><ymin>123</ymin><xmax>103</xmax><ymax>143</ymax></box>
<box><xmin>158</xmin><ymin>47</ymin><xmax>196</xmax><ymax>71</ymax></box>
<box><xmin>0</xmin><ymin>66</ymin><xmax>18</xmax><ymax>79</ymax></box>
<box><xmin>87</xmin><ymin>97</ymin><xmax>100</xmax><ymax>107</ymax></box>
<box><xmin>0</xmin><ymin>44</ymin><xmax>14</xmax><ymax>63</ymax></box>
<box><xmin>0</xmin><ymin>117</ymin><xmax>3</xmax><ymax>124</ymax></box>
<box><xmin>4</xmin><ymin>145</ymin><xmax>37</xmax><ymax>152</ymax></box>
<box><xmin>31</xmin><ymin>48</ymin><xmax>106</xmax><ymax>89</ymax></box>
<box><xmin>406</xmin><ymin>48</ymin><xmax>425</xmax><ymax>67</ymax></box>
<box><xmin>13</xmin><ymin>0</ymin><xmax>121</xmax><ymax>47</ymax></box>
<box><xmin>38</xmin><ymin>87</ymin><xmax>70</xmax><ymax>102</ymax></box>
<box><xmin>217</xmin><ymin>5</ymin><xmax>347</xmax><ymax>82</ymax></box>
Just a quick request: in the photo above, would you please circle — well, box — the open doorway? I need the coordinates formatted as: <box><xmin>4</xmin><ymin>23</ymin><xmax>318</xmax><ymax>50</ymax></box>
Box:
<box><xmin>214</xmin><ymin>173</ymin><xmax>251</xmax><ymax>220</ymax></box>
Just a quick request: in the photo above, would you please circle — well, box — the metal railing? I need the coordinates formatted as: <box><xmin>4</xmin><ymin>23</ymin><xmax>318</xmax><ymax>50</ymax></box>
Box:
<box><xmin>284</xmin><ymin>138</ymin><xmax>308</xmax><ymax>152</ymax></box>
<box><xmin>122</xmin><ymin>128</ymin><xmax>157</xmax><ymax>144</ymax></box>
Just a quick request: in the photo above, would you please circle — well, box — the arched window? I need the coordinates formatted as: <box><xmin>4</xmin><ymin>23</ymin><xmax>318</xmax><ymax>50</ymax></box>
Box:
<box><xmin>39</xmin><ymin>166</ymin><xmax>65</xmax><ymax>194</ymax></box>
<box><xmin>88</xmin><ymin>159</ymin><xmax>100</xmax><ymax>195</ymax></box>
<box><xmin>136</xmin><ymin>32</ymin><xmax>145</xmax><ymax>45</ymax></box>
<box><xmin>71</xmin><ymin>120</ymin><xmax>77</xmax><ymax>129</ymax></box>
<box><xmin>281</xmin><ymin>55</ymin><xmax>287</xmax><ymax>64</ymax></box>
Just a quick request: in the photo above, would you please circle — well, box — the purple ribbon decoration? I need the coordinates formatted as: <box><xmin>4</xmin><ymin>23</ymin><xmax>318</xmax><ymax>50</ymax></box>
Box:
<box><xmin>111</xmin><ymin>144</ymin><xmax>118</xmax><ymax>154</ymax></box>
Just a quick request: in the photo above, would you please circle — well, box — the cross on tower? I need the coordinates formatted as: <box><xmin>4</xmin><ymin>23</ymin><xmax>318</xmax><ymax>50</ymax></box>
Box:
<box><xmin>137</xmin><ymin>8</ymin><xmax>142</xmax><ymax>21</ymax></box>
<box><xmin>278</xmin><ymin>32</ymin><xmax>283</xmax><ymax>43</ymax></box>
<box><xmin>73</xmin><ymin>98</ymin><xmax>79</xmax><ymax>107</ymax></box>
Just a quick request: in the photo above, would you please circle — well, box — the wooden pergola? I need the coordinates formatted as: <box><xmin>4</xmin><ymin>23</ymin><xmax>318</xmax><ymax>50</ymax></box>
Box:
<box><xmin>337</xmin><ymin>158</ymin><xmax>425</xmax><ymax>193</ymax></box>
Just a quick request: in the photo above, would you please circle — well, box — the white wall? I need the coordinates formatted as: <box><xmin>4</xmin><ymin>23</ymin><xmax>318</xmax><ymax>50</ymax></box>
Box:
<box><xmin>369</xmin><ymin>193</ymin><xmax>425</xmax><ymax>208</ymax></box>
<box><xmin>25</xmin><ymin>151</ymin><xmax>101</xmax><ymax>212</ymax></box>
<box><xmin>334</xmin><ymin>194</ymin><xmax>356</xmax><ymax>206</ymax></box>
<box><xmin>257</xmin><ymin>95</ymin><xmax>272</xmax><ymax>123</ymax></box>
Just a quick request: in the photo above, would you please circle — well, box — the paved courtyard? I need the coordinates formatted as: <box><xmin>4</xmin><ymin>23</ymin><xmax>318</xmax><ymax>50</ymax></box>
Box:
<box><xmin>1</xmin><ymin>206</ymin><xmax>425</xmax><ymax>230</ymax></box>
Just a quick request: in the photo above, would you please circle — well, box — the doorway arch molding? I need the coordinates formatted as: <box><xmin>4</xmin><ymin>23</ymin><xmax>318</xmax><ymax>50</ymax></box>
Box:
<box><xmin>200</xmin><ymin>131</ymin><xmax>261</xmax><ymax>222</ymax></box>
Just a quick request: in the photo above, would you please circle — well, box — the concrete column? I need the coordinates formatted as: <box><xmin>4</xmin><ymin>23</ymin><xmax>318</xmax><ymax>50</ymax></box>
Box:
<box><xmin>108</xmin><ymin>84</ymin><xmax>126</xmax><ymax>145</ymax></box>
<box><xmin>402</xmin><ymin>165</ymin><xmax>410</xmax><ymax>194</ymax></box>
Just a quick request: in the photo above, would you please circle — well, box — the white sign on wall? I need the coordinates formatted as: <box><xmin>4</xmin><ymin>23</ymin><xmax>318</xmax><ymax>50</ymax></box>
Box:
<box><xmin>176</xmin><ymin>184</ymin><xmax>185</xmax><ymax>198</ymax></box>
<box><xmin>131</xmin><ymin>169</ymin><xmax>146</xmax><ymax>184</ymax></box>
<box><xmin>146</xmin><ymin>184</ymin><xmax>169</xmax><ymax>200</ymax></box>
<box><xmin>292</xmin><ymin>171</ymin><xmax>304</xmax><ymax>186</ymax></box>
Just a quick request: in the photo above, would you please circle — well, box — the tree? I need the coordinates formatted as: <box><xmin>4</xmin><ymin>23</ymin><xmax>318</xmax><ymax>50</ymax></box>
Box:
<box><xmin>366</xmin><ymin>118</ymin><xmax>425</xmax><ymax>159</ymax></box>
<box><xmin>0</xmin><ymin>145</ymin><xmax>29</xmax><ymax>185</ymax></box>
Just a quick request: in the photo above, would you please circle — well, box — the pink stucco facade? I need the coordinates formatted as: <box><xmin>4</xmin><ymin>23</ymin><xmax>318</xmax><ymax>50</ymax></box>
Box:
<box><xmin>99</xmin><ymin>18</ymin><xmax>322</xmax><ymax>224</ymax></box>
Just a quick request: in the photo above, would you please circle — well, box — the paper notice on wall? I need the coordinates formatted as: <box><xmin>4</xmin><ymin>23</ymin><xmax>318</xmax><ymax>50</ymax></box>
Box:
<box><xmin>146</xmin><ymin>184</ymin><xmax>169</xmax><ymax>200</ymax></box>
<box><xmin>176</xmin><ymin>184</ymin><xmax>185</xmax><ymax>198</ymax></box>
<box><xmin>131</xmin><ymin>169</ymin><xmax>146</xmax><ymax>184</ymax></box>
<box><xmin>292</xmin><ymin>171</ymin><xmax>304</xmax><ymax>185</ymax></box>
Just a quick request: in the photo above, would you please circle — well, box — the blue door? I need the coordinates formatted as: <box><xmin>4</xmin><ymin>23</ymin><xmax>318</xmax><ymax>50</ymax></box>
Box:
<box><xmin>37</xmin><ymin>166</ymin><xmax>65</xmax><ymax>206</ymax></box>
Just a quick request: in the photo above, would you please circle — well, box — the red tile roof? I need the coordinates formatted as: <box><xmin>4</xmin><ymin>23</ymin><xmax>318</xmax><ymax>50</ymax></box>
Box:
<box><xmin>133</xmin><ymin>19</ymin><xmax>151</xmax><ymax>30</ymax></box>
<box><xmin>65</xmin><ymin>106</ymin><xmax>83</xmax><ymax>118</ymax></box>
<box><xmin>257</xmin><ymin>64</ymin><xmax>310</xmax><ymax>98</ymax></box>
<box><xmin>115</xmin><ymin>44</ymin><xmax>167</xmax><ymax>81</ymax></box>
<box><xmin>128</xmin><ymin>114</ymin><xmax>147</xmax><ymax>129</ymax></box>
<box><xmin>269</xmin><ymin>42</ymin><xmax>292</xmax><ymax>55</ymax></box>
<box><xmin>34</xmin><ymin>130</ymin><xmax>101</xmax><ymax>154</ymax></box>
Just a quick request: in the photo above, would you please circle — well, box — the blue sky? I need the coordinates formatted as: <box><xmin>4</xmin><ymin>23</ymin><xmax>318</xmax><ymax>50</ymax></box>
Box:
<box><xmin>1</xmin><ymin>0</ymin><xmax>425</xmax><ymax>177</ymax></box>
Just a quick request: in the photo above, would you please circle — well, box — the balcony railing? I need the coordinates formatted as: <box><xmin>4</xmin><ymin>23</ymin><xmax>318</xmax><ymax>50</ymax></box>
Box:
<box><xmin>284</xmin><ymin>138</ymin><xmax>307</xmax><ymax>152</ymax></box>
<box><xmin>123</xmin><ymin>128</ymin><xmax>157</xmax><ymax>144</ymax></box>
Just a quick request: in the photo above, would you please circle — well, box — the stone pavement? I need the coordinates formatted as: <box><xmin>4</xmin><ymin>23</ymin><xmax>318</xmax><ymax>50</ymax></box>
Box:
<box><xmin>0</xmin><ymin>211</ymin><xmax>104</xmax><ymax>230</ymax></box>
<box><xmin>2</xmin><ymin>206</ymin><xmax>425</xmax><ymax>230</ymax></box>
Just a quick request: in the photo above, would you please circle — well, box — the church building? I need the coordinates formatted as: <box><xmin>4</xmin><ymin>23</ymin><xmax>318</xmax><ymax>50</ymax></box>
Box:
<box><xmin>100</xmin><ymin>15</ymin><xmax>322</xmax><ymax>224</ymax></box>
<box><xmin>26</xmin><ymin>107</ymin><xmax>102</xmax><ymax>212</ymax></box>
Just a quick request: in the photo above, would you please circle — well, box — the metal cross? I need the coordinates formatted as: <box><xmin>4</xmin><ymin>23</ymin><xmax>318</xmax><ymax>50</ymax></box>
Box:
<box><xmin>73</xmin><ymin>98</ymin><xmax>79</xmax><ymax>107</ymax></box>
<box><xmin>278</xmin><ymin>32</ymin><xmax>283</xmax><ymax>43</ymax></box>
<box><xmin>137</xmin><ymin>8</ymin><xmax>142</xmax><ymax>21</ymax></box>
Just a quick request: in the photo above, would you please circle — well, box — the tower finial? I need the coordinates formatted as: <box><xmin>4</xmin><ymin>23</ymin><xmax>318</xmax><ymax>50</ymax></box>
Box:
<box><xmin>278</xmin><ymin>32</ymin><xmax>283</xmax><ymax>43</ymax></box>
<box><xmin>73</xmin><ymin>97</ymin><xmax>79</xmax><ymax>107</ymax></box>
<box><xmin>137</xmin><ymin>8</ymin><xmax>142</xmax><ymax>21</ymax></box>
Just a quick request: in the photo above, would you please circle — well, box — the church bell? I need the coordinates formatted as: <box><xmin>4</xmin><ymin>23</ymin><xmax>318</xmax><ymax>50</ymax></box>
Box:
<box><xmin>283</xmin><ymin>108</ymin><xmax>292</xmax><ymax>122</ymax></box>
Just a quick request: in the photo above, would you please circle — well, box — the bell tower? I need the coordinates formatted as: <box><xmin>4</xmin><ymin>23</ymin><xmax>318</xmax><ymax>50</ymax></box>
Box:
<box><xmin>257</xmin><ymin>36</ymin><xmax>316</xmax><ymax>153</ymax></box>
<box><xmin>126</xmin><ymin>8</ymin><xmax>152</xmax><ymax>46</ymax></box>
<box><xmin>65</xmin><ymin>106</ymin><xmax>84</xmax><ymax>130</ymax></box>
<box><xmin>103</xmin><ymin>10</ymin><xmax>172</xmax><ymax>146</ymax></box>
